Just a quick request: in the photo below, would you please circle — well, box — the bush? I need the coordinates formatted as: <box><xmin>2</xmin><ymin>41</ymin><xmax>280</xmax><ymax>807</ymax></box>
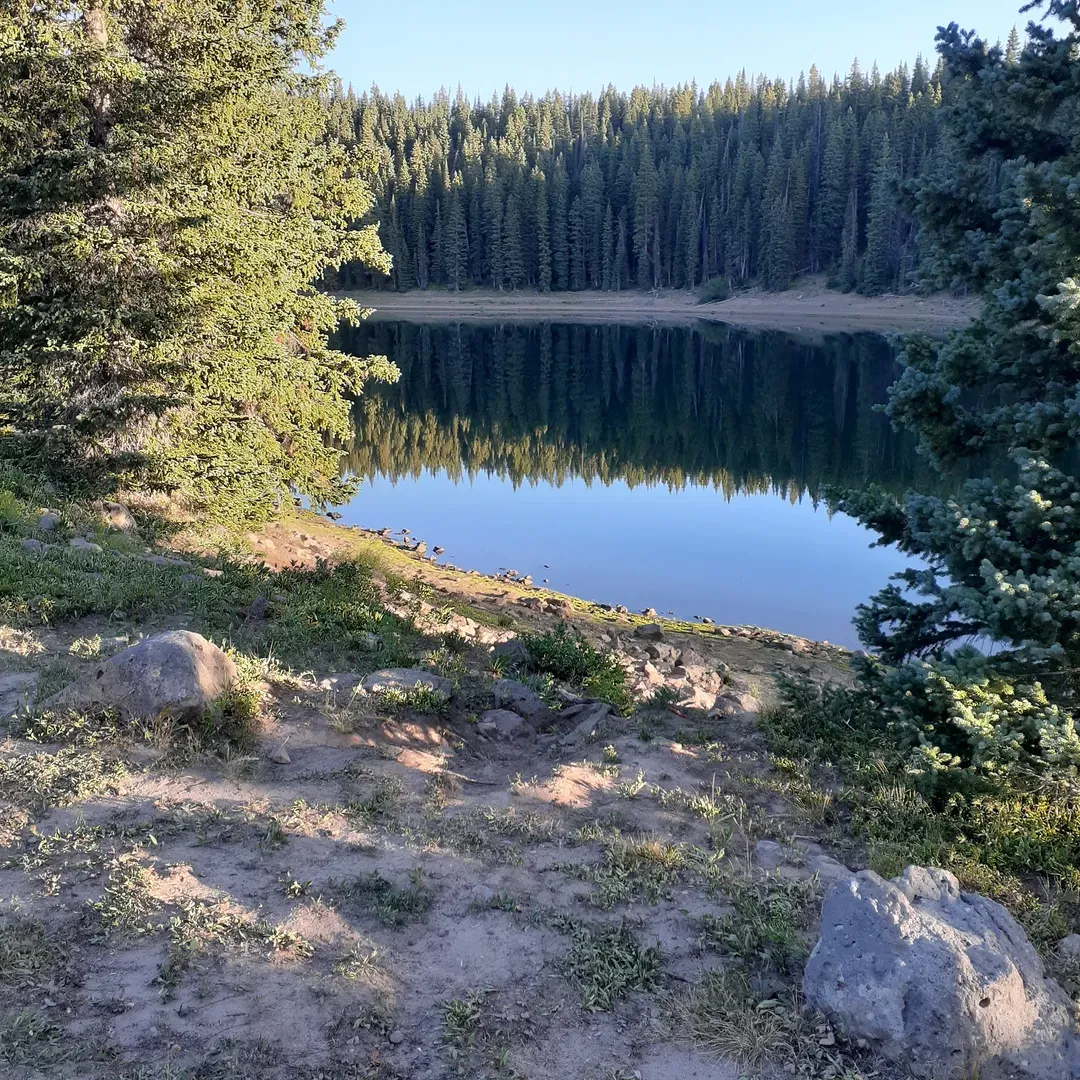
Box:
<box><xmin>696</xmin><ymin>276</ymin><xmax>731</xmax><ymax>303</ymax></box>
<box><xmin>523</xmin><ymin>623</ymin><xmax>631</xmax><ymax>712</ymax></box>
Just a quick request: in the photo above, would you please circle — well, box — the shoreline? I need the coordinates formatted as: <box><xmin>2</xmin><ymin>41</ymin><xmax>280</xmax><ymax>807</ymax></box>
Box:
<box><xmin>344</xmin><ymin>281</ymin><xmax>979</xmax><ymax>333</ymax></box>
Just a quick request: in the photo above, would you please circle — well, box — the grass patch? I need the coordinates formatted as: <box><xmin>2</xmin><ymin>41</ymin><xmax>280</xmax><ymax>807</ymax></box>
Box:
<box><xmin>431</xmin><ymin>805</ymin><xmax>562</xmax><ymax>864</ymax></box>
<box><xmin>763</xmin><ymin>679</ymin><xmax>1080</xmax><ymax>958</ymax></box>
<box><xmin>0</xmin><ymin>917</ymin><xmax>58</xmax><ymax>985</ymax></box>
<box><xmin>157</xmin><ymin>899</ymin><xmax>313</xmax><ymax>994</ymax></box>
<box><xmin>89</xmin><ymin>860</ymin><xmax>162</xmax><ymax>936</ymax></box>
<box><xmin>0</xmin><ymin>1009</ymin><xmax>72</xmax><ymax>1067</ymax></box>
<box><xmin>562</xmin><ymin>834</ymin><xmax>723</xmax><ymax>910</ymax></box>
<box><xmin>700</xmin><ymin>875</ymin><xmax>818</xmax><ymax>973</ymax></box>
<box><xmin>339</xmin><ymin>869</ymin><xmax>433</xmax><ymax>927</ymax></box>
<box><xmin>556</xmin><ymin>920</ymin><xmax>663</xmax><ymax>1011</ymax></box>
<box><xmin>0</xmin><ymin>746</ymin><xmax>126</xmax><ymax>815</ymax></box>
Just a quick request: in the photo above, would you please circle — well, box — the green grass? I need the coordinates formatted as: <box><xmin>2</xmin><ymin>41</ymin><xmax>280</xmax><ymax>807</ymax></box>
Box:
<box><xmin>339</xmin><ymin>869</ymin><xmax>433</xmax><ymax>927</ymax></box>
<box><xmin>89</xmin><ymin>860</ymin><xmax>162</xmax><ymax>936</ymax></box>
<box><xmin>523</xmin><ymin>623</ymin><xmax>632</xmax><ymax>712</ymax></box>
<box><xmin>0</xmin><ymin>746</ymin><xmax>127</xmax><ymax>815</ymax></box>
<box><xmin>561</xmin><ymin>834</ymin><xmax>723</xmax><ymax>909</ymax></box>
<box><xmin>556</xmin><ymin>920</ymin><xmax>663</xmax><ymax>1011</ymax></box>
<box><xmin>0</xmin><ymin>1009</ymin><xmax>72</xmax><ymax>1067</ymax></box>
<box><xmin>0</xmin><ymin>917</ymin><xmax>58</xmax><ymax>985</ymax></box>
<box><xmin>700</xmin><ymin>875</ymin><xmax>818</xmax><ymax>973</ymax></box>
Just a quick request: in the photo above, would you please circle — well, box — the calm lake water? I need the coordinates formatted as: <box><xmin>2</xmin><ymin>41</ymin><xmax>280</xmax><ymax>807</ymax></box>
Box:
<box><xmin>335</xmin><ymin>320</ymin><xmax>938</xmax><ymax>649</ymax></box>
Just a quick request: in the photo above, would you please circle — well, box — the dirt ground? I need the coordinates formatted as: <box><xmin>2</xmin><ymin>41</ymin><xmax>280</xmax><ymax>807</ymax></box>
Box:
<box><xmin>345</xmin><ymin>275</ymin><xmax>980</xmax><ymax>333</ymax></box>
<box><xmin>0</xmin><ymin>511</ymin><xmax>873</xmax><ymax>1080</ymax></box>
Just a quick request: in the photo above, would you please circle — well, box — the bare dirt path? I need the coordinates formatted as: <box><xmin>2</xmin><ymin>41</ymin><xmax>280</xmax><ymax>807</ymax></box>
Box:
<box><xmin>345</xmin><ymin>277</ymin><xmax>979</xmax><ymax>333</ymax></box>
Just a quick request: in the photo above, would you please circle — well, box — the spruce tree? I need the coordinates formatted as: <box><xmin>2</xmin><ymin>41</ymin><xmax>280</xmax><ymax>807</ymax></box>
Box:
<box><xmin>0</xmin><ymin>0</ymin><xmax>393</xmax><ymax>520</ymax></box>
<box><xmin>836</xmin><ymin>4</ymin><xmax>1080</xmax><ymax>788</ymax></box>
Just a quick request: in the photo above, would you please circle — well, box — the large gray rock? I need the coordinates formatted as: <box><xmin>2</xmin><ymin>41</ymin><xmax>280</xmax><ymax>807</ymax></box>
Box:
<box><xmin>493</xmin><ymin>678</ymin><xmax>547</xmax><ymax>721</ymax></box>
<box><xmin>360</xmin><ymin>668</ymin><xmax>451</xmax><ymax>703</ymax></box>
<box><xmin>44</xmin><ymin>631</ymin><xmax>236</xmax><ymax>721</ymax></box>
<box><xmin>477</xmin><ymin>709</ymin><xmax>535</xmax><ymax>742</ymax></box>
<box><xmin>0</xmin><ymin>673</ymin><xmax>37</xmax><ymax>720</ymax></box>
<box><xmin>805</xmin><ymin>866</ymin><xmax>1080</xmax><ymax>1079</ymax></box>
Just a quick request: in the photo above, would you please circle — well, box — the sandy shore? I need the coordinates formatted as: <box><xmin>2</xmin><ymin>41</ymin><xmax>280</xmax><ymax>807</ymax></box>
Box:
<box><xmin>345</xmin><ymin>279</ymin><xmax>979</xmax><ymax>333</ymax></box>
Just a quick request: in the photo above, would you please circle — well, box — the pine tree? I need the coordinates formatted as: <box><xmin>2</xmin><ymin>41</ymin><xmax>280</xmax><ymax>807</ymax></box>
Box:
<box><xmin>633</xmin><ymin>144</ymin><xmax>660</xmax><ymax>288</ymax></box>
<box><xmin>502</xmin><ymin>193</ymin><xmax>524</xmax><ymax>290</ymax></box>
<box><xmin>569</xmin><ymin>196</ymin><xmax>587</xmax><ymax>291</ymax></box>
<box><xmin>0</xmin><ymin>0</ymin><xmax>393</xmax><ymax>520</ymax></box>
<box><xmin>444</xmin><ymin>183</ymin><xmax>469</xmax><ymax>291</ymax></box>
<box><xmin>861</xmin><ymin>136</ymin><xmax>895</xmax><ymax>295</ymax></box>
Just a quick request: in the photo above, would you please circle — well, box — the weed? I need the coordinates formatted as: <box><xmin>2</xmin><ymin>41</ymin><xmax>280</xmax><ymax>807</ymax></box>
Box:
<box><xmin>601</xmin><ymin>744</ymin><xmax>621</xmax><ymax>764</ymax></box>
<box><xmin>655</xmin><ymin>781</ymin><xmax>745</xmax><ymax>823</ymax></box>
<box><xmin>443</xmin><ymin>994</ymin><xmax>484</xmax><ymax>1047</ymax></box>
<box><xmin>700</xmin><ymin>875</ymin><xmax>818</xmax><ymax>973</ymax></box>
<box><xmin>345</xmin><ymin>775</ymin><xmax>406</xmax><ymax>823</ymax></box>
<box><xmin>563</xmin><ymin>835</ymin><xmax>722</xmax><ymax>909</ymax></box>
<box><xmin>523</xmin><ymin>624</ymin><xmax>632</xmax><ymax>711</ymax></box>
<box><xmin>377</xmin><ymin>684</ymin><xmax>449</xmax><ymax>715</ymax></box>
<box><xmin>0</xmin><ymin>917</ymin><xmax>58</xmax><ymax>984</ymax></box>
<box><xmin>617</xmin><ymin>769</ymin><xmax>648</xmax><ymax>799</ymax></box>
<box><xmin>280</xmin><ymin>876</ymin><xmax>312</xmax><ymax>898</ymax></box>
<box><xmin>0</xmin><ymin>1009</ymin><xmax>72</xmax><ymax>1067</ymax></box>
<box><xmin>0</xmin><ymin>746</ymin><xmax>126</xmax><ymax>815</ymax></box>
<box><xmin>432</xmin><ymin>805</ymin><xmax>561</xmax><ymax>863</ymax></box>
<box><xmin>335</xmin><ymin>939</ymin><xmax>383</xmax><ymax>980</ymax></box>
<box><xmin>89</xmin><ymin>859</ymin><xmax>161</xmax><ymax>936</ymax></box>
<box><xmin>556</xmin><ymin>920</ymin><xmax>663</xmax><ymax>1011</ymax></box>
<box><xmin>157</xmin><ymin>900</ymin><xmax>312</xmax><ymax>993</ymax></box>
<box><xmin>341</xmin><ymin>869</ymin><xmax>433</xmax><ymax>927</ymax></box>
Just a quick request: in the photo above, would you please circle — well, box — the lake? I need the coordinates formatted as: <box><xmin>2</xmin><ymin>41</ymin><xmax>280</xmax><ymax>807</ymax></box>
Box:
<box><xmin>334</xmin><ymin>320</ymin><xmax>939</xmax><ymax>649</ymax></box>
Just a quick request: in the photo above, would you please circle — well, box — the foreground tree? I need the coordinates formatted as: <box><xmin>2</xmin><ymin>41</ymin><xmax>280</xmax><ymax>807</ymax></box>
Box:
<box><xmin>837</xmin><ymin>1</ymin><xmax>1080</xmax><ymax>789</ymax></box>
<box><xmin>0</xmin><ymin>1</ymin><xmax>393</xmax><ymax>520</ymax></box>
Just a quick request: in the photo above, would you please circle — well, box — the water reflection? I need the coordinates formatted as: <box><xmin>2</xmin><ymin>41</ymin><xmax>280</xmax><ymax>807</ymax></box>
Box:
<box><xmin>335</xmin><ymin>321</ymin><xmax>936</xmax><ymax>647</ymax></box>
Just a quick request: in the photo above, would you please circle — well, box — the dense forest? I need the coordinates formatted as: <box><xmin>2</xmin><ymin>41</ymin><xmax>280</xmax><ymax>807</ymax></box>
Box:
<box><xmin>325</xmin><ymin>41</ymin><xmax>1019</xmax><ymax>297</ymax></box>
<box><xmin>341</xmin><ymin>322</ymin><xmax>952</xmax><ymax>499</ymax></box>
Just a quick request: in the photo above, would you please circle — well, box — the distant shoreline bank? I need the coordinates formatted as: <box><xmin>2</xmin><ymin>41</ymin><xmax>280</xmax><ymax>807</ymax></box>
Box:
<box><xmin>344</xmin><ymin>281</ymin><xmax>979</xmax><ymax>333</ymax></box>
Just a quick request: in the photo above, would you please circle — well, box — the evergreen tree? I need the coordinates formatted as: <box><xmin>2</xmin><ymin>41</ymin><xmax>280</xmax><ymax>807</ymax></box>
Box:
<box><xmin>836</xmin><ymin>4</ymin><xmax>1080</xmax><ymax>787</ymax></box>
<box><xmin>0</xmin><ymin>0</ymin><xmax>393</xmax><ymax>520</ymax></box>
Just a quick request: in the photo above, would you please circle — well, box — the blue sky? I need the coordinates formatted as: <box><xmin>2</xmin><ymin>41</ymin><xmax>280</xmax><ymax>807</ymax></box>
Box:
<box><xmin>326</xmin><ymin>0</ymin><xmax>1032</xmax><ymax>100</ymax></box>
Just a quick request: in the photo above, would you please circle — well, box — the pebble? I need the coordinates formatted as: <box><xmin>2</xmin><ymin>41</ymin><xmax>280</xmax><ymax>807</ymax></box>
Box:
<box><xmin>269</xmin><ymin>746</ymin><xmax>291</xmax><ymax>765</ymax></box>
<box><xmin>389</xmin><ymin>1030</ymin><xmax>405</xmax><ymax>1045</ymax></box>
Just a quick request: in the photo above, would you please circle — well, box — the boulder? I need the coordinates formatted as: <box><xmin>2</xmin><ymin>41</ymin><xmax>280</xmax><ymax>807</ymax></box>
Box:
<box><xmin>69</xmin><ymin>537</ymin><xmax>103</xmax><ymax>554</ymax></box>
<box><xmin>20</xmin><ymin>538</ymin><xmax>50</xmax><ymax>555</ymax></box>
<box><xmin>645</xmin><ymin>642</ymin><xmax>679</xmax><ymax>664</ymax></box>
<box><xmin>317</xmin><ymin>673</ymin><xmax>365</xmax><ymax>694</ymax></box>
<box><xmin>634</xmin><ymin>623</ymin><xmax>664</xmax><ymax>640</ymax></box>
<box><xmin>477</xmin><ymin>709</ymin><xmax>535</xmax><ymax>742</ymax></box>
<box><xmin>44</xmin><ymin>631</ymin><xmax>236</xmax><ymax>721</ymax></box>
<box><xmin>360</xmin><ymin>668</ymin><xmax>452</xmax><ymax>703</ymax></box>
<box><xmin>492</xmin><ymin>639</ymin><xmax>530</xmax><ymax>668</ymax></box>
<box><xmin>558</xmin><ymin>701</ymin><xmax>614</xmax><ymax>745</ymax></box>
<box><xmin>493</xmin><ymin>678</ymin><xmax>547</xmax><ymax>721</ymax></box>
<box><xmin>804</xmin><ymin>866</ymin><xmax>1080</xmax><ymax>1080</ymax></box>
<box><xmin>0</xmin><ymin>673</ymin><xmax>37</xmax><ymax>720</ymax></box>
<box><xmin>711</xmin><ymin>690</ymin><xmax>761</xmax><ymax>716</ymax></box>
<box><xmin>36</xmin><ymin>511</ymin><xmax>59</xmax><ymax>532</ymax></box>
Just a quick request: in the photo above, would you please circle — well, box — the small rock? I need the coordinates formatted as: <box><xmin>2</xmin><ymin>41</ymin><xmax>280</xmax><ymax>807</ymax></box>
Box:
<box><xmin>69</xmin><ymin>536</ymin><xmax>103</xmax><ymax>554</ymax></box>
<box><xmin>37</xmin><ymin>511</ymin><xmax>59</xmax><ymax>532</ymax></box>
<box><xmin>412</xmin><ymin>541</ymin><xmax>427</xmax><ymax>556</ymax></box>
<box><xmin>0</xmin><ymin>672</ymin><xmax>38</xmax><ymax>720</ymax></box>
<box><xmin>389</xmin><ymin>1030</ymin><xmax>405</xmax><ymax>1045</ymax></box>
<box><xmin>754</xmin><ymin>839</ymin><xmax>787</xmax><ymax>871</ymax></box>
<box><xmin>20</xmin><ymin>538</ymin><xmax>49</xmax><ymax>555</ymax></box>
<box><xmin>641</xmin><ymin>662</ymin><xmax>664</xmax><ymax>686</ymax></box>
<box><xmin>634</xmin><ymin>624</ymin><xmax>665</xmax><ymax>641</ymax></box>
<box><xmin>645</xmin><ymin>642</ymin><xmax>679</xmax><ymax>664</ymax></box>
<box><xmin>615</xmin><ymin>604</ymin><xmax>629</xmax><ymax>615</ymax></box>
<box><xmin>201</xmin><ymin>567</ymin><xmax>224</xmax><ymax>579</ymax></box>
<box><xmin>642</xmin><ymin>607</ymin><xmax>657</xmax><ymax>618</ymax></box>
<box><xmin>1058</xmin><ymin>934</ymin><xmax>1080</xmax><ymax>958</ymax></box>
<box><xmin>141</xmin><ymin>553</ymin><xmax>189</xmax><ymax>568</ymax></box>
<box><xmin>269</xmin><ymin>746</ymin><xmax>291</xmax><ymax>765</ymax></box>
<box><xmin>317</xmin><ymin>673</ymin><xmax>365</xmax><ymax>693</ymax></box>
<box><xmin>701</xmin><ymin>616</ymin><xmax>714</xmax><ymax>625</ymax></box>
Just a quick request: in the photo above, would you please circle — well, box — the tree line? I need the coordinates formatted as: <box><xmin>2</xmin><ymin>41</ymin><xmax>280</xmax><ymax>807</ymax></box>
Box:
<box><xmin>324</xmin><ymin>43</ymin><xmax>1019</xmax><ymax>297</ymax></box>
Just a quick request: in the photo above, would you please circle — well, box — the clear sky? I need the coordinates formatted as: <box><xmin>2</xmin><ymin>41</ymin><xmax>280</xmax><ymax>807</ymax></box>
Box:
<box><xmin>326</xmin><ymin>0</ymin><xmax>1032</xmax><ymax>100</ymax></box>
